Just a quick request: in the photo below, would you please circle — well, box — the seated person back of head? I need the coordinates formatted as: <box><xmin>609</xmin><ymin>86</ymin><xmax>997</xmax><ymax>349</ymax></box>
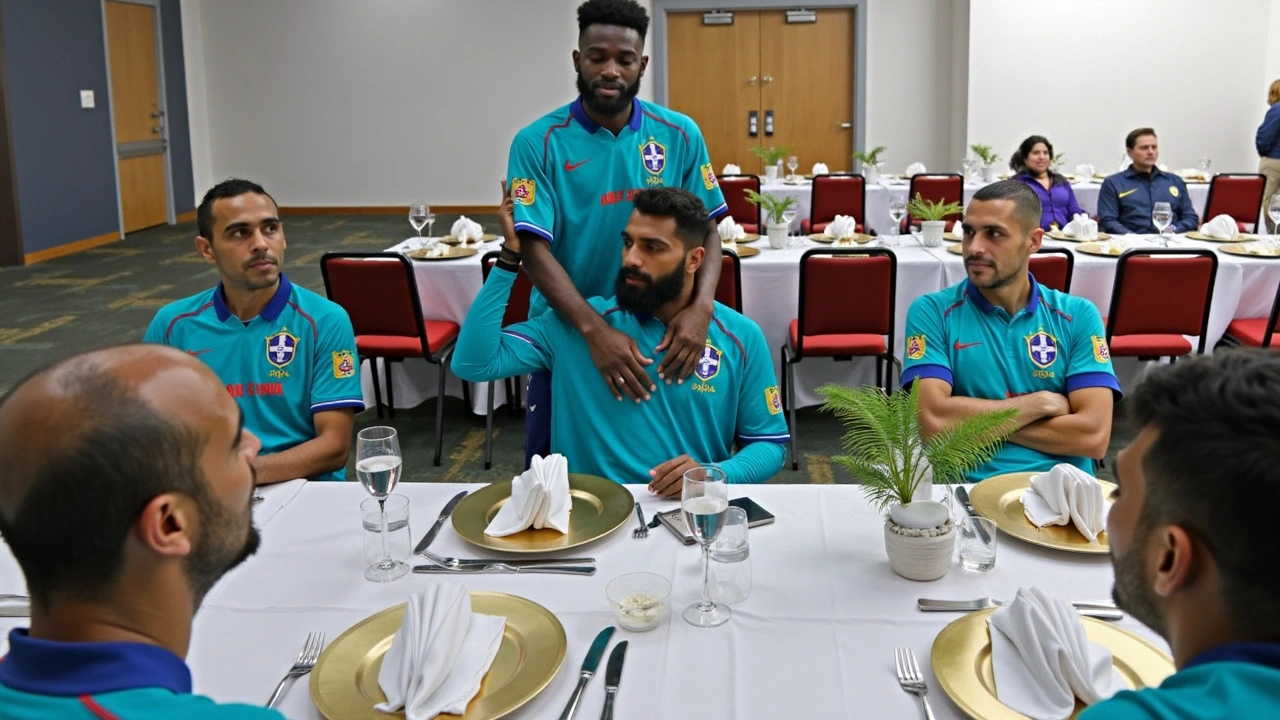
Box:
<box><xmin>1081</xmin><ymin>349</ymin><xmax>1280</xmax><ymax>719</ymax></box>
<box><xmin>0</xmin><ymin>344</ymin><xmax>281</xmax><ymax>719</ymax></box>
<box><xmin>144</xmin><ymin>179</ymin><xmax>365</xmax><ymax>484</ymax></box>
<box><xmin>452</xmin><ymin>186</ymin><xmax>789</xmax><ymax>496</ymax></box>
<box><xmin>902</xmin><ymin>180</ymin><xmax>1119</xmax><ymax>481</ymax></box>
<box><xmin>1097</xmin><ymin>128</ymin><xmax>1199</xmax><ymax>235</ymax></box>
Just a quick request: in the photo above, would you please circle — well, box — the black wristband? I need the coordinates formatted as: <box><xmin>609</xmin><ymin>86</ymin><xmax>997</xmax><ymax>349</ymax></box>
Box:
<box><xmin>495</xmin><ymin>258</ymin><xmax>521</xmax><ymax>274</ymax></box>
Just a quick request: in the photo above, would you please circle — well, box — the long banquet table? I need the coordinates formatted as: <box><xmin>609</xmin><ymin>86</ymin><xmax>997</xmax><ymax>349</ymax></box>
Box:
<box><xmin>0</xmin><ymin>479</ymin><xmax>1168</xmax><ymax>719</ymax></box>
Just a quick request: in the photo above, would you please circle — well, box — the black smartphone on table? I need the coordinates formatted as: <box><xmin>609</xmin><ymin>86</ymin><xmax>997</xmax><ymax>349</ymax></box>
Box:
<box><xmin>657</xmin><ymin>497</ymin><xmax>775</xmax><ymax>545</ymax></box>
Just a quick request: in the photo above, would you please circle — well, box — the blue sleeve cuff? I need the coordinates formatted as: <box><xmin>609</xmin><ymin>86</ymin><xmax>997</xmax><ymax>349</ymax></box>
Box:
<box><xmin>737</xmin><ymin>432</ymin><xmax>791</xmax><ymax>444</ymax></box>
<box><xmin>901</xmin><ymin>364</ymin><xmax>953</xmax><ymax>389</ymax></box>
<box><xmin>311</xmin><ymin>399</ymin><xmax>366</xmax><ymax>413</ymax></box>
<box><xmin>1065</xmin><ymin>371</ymin><xmax>1122</xmax><ymax>398</ymax></box>
<box><xmin>513</xmin><ymin>221</ymin><xmax>553</xmax><ymax>243</ymax></box>
<box><xmin>708</xmin><ymin>202</ymin><xmax>730</xmax><ymax>219</ymax></box>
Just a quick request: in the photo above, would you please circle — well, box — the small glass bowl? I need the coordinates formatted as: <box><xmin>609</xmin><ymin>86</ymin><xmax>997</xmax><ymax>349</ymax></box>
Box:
<box><xmin>606</xmin><ymin>572</ymin><xmax>671</xmax><ymax>632</ymax></box>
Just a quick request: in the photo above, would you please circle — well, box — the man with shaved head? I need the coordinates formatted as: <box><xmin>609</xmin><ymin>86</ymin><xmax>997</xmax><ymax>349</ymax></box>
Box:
<box><xmin>0</xmin><ymin>345</ymin><xmax>284</xmax><ymax>719</ymax></box>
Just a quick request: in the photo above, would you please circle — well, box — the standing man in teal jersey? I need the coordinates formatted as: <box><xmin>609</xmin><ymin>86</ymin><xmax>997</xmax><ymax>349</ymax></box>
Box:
<box><xmin>507</xmin><ymin>0</ymin><xmax>728</xmax><ymax>465</ymax></box>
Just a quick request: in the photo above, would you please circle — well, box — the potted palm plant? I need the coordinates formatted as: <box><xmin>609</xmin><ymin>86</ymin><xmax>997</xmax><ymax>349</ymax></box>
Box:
<box><xmin>819</xmin><ymin>383</ymin><xmax>1015</xmax><ymax>581</ymax></box>
<box><xmin>906</xmin><ymin>193</ymin><xmax>963</xmax><ymax>248</ymax></box>
<box><xmin>745</xmin><ymin>189</ymin><xmax>796</xmax><ymax>249</ymax></box>
<box><xmin>749</xmin><ymin>145</ymin><xmax>789</xmax><ymax>181</ymax></box>
<box><xmin>970</xmin><ymin>143</ymin><xmax>1001</xmax><ymax>182</ymax></box>
<box><xmin>852</xmin><ymin>145</ymin><xmax>887</xmax><ymax>184</ymax></box>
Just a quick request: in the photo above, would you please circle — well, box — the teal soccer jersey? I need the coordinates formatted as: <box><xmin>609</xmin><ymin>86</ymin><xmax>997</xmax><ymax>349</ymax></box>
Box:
<box><xmin>451</xmin><ymin>268</ymin><xmax>789</xmax><ymax>484</ymax></box>
<box><xmin>901</xmin><ymin>276</ymin><xmax>1120</xmax><ymax>481</ymax></box>
<box><xmin>507</xmin><ymin>97</ymin><xmax>728</xmax><ymax>317</ymax></box>
<box><xmin>143</xmin><ymin>275</ymin><xmax>364</xmax><ymax>481</ymax></box>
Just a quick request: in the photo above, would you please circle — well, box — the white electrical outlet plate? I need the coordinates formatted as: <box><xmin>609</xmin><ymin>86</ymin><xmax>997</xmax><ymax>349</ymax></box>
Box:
<box><xmin>80</xmin><ymin>90</ymin><xmax>95</xmax><ymax>109</ymax></box>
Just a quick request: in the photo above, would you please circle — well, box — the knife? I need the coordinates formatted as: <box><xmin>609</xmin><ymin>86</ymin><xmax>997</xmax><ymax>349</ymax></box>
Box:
<box><xmin>917</xmin><ymin>597</ymin><xmax>1123</xmax><ymax>621</ymax></box>
<box><xmin>953</xmin><ymin>486</ymin><xmax>992</xmax><ymax>544</ymax></box>
<box><xmin>413</xmin><ymin>491</ymin><xmax>468</xmax><ymax>555</ymax></box>
<box><xmin>557</xmin><ymin>627</ymin><xmax>616</xmax><ymax>720</ymax></box>
<box><xmin>600</xmin><ymin>640</ymin><xmax>628</xmax><ymax>720</ymax></box>
<box><xmin>413</xmin><ymin>564</ymin><xmax>597</xmax><ymax>576</ymax></box>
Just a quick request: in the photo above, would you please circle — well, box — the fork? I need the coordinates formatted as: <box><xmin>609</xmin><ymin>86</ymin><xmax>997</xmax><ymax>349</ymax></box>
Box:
<box><xmin>266</xmin><ymin>632</ymin><xmax>325</xmax><ymax>709</ymax></box>
<box><xmin>894</xmin><ymin>647</ymin><xmax>936</xmax><ymax>720</ymax></box>
<box><xmin>633</xmin><ymin>502</ymin><xmax>648</xmax><ymax>539</ymax></box>
<box><xmin>419</xmin><ymin>548</ymin><xmax>594</xmax><ymax>568</ymax></box>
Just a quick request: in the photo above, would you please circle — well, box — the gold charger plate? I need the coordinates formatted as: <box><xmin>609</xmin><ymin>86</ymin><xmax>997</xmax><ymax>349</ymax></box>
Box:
<box><xmin>1075</xmin><ymin>242</ymin><xmax>1123</xmax><ymax>258</ymax></box>
<box><xmin>310</xmin><ymin>592</ymin><xmax>567</xmax><ymax>720</ymax></box>
<box><xmin>1184</xmin><ymin>231</ymin><xmax>1260</xmax><ymax>243</ymax></box>
<box><xmin>723</xmin><ymin>245</ymin><xmax>761</xmax><ymax>258</ymax></box>
<box><xmin>944</xmin><ymin>232</ymin><xmax>963</xmax><ymax>241</ymax></box>
<box><xmin>946</xmin><ymin>243</ymin><xmax>963</xmax><ymax>255</ymax></box>
<box><xmin>809</xmin><ymin>233</ymin><xmax>875</xmax><ymax>245</ymax></box>
<box><xmin>1219</xmin><ymin>242</ymin><xmax>1280</xmax><ymax>259</ymax></box>
<box><xmin>452</xmin><ymin>473</ymin><xmax>633</xmax><ymax>553</ymax></box>
<box><xmin>440</xmin><ymin>234</ymin><xmax>498</xmax><ymax>245</ymax></box>
<box><xmin>1047</xmin><ymin>230</ymin><xmax>1111</xmax><ymax>243</ymax></box>
<box><xmin>408</xmin><ymin>247</ymin><xmax>480</xmax><ymax>261</ymax></box>
<box><xmin>969</xmin><ymin>472</ymin><xmax>1113</xmax><ymax>553</ymax></box>
<box><xmin>737</xmin><ymin>233</ymin><xmax>762</xmax><ymax>243</ymax></box>
<box><xmin>931</xmin><ymin>608</ymin><xmax>1174</xmax><ymax>720</ymax></box>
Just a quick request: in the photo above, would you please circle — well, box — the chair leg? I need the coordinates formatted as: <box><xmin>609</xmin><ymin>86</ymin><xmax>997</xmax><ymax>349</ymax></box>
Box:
<box><xmin>462</xmin><ymin>379</ymin><xmax>472</xmax><ymax>412</ymax></box>
<box><xmin>875</xmin><ymin>356</ymin><xmax>883</xmax><ymax>392</ymax></box>
<box><xmin>434</xmin><ymin>358</ymin><xmax>447</xmax><ymax>466</ymax></box>
<box><xmin>784</xmin><ymin>347</ymin><xmax>799</xmax><ymax>471</ymax></box>
<box><xmin>369</xmin><ymin>358</ymin><xmax>384</xmax><ymax>420</ymax></box>
<box><xmin>386</xmin><ymin>360</ymin><xmax>396</xmax><ymax>419</ymax></box>
<box><xmin>484</xmin><ymin>379</ymin><xmax>495</xmax><ymax>470</ymax></box>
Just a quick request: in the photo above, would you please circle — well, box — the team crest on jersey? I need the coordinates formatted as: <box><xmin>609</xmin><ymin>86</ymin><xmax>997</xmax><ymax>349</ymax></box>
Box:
<box><xmin>1091</xmin><ymin>335</ymin><xmax>1111</xmax><ymax>363</ymax></box>
<box><xmin>511</xmin><ymin>178</ymin><xmax>535</xmax><ymax>206</ymax></box>
<box><xmin>1169</xmin><ymin>186</ymin><xmax>1180</xmax><ymax>198</ymax></box>
<box><xmin>701</xmin><ymin>163</ymin><xmax>717</xmax><ymax>190</ymax></box>
<box><xmin>906</xmin><ymin>334</ymin><xmax>926</xmax><ymax>360</ymax></box>
<box><xmin>640</xmin><ymin>139</ymin><xmax>666</xmax><ymax>176</ymax></box>
<box><xmin>694</xmin><ymin>344</ymin><xmax>723</xmax><ymax>381</ymax></box>
<box><xmin>333</xmin><ymin>350</ymin><xmax>355</xmax><ymax>379</ymax></box>
<box><xmin>1026</xmin><ymin>330</ymin><xmax>1058</xmax><ymax>368</ymax></box>
<box><xmin>765</xmin><ymin>386</ymin><xmax>782</xmax><ymax>415</ymax></box>
<box><xmin>265</xmin><ymin>331</ymin><xmax>299</xmax><ymax>369</ymax></box>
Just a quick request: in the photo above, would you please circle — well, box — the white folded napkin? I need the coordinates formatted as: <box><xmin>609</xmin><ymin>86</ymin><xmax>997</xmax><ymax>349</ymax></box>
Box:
<box><xmin>905</xmin><ymin>162</ymin><xmax>927</xmax><ymax>176</ymax></box>
<box><xmin>451</xmin><ymin>216</ymin><xmax>484</xmax><ymax>243</ymax></box>
<box><xmin>950</xmin><ymin>220</ymin><xmax>963</xmax><ymax>235</ymax></box>
<box><xmin>377</xmin><ymin>585</ymin><xmax>506</xmax><ymax>720</ymax></box>
<box><xmin>1200</xmin><ymin>214</ymin><xmax>1239</xmax><ymax>240</ymax></box>
<box><xmin>717</xmin><ymin>216</ymin><xmax>746</xmax><ymax>242</ymax></box>
<box><xmin>1021</xmin><ymin>463</ymin><xmax>1108</xmax><ymax>542</ymax></box>
<box><xmin>484</xmin><ymin>453</ymin><xmax>571</xmax><ymax>536</ymax></box>
<box><xmin>988</xmin><ymin>587</ymin><xmax>1123</xmax><ymax>720</ymax></box>
<box><xmin>1241</xmin><ymin>241</ymin><xmax>1280</xmax><ymax>256</ymax></box>
<box><xmin>811</xmin><ymin>162</ymin><xmax>829</xmax><ymax>175</ymax></box>
<box><xmin>1061</xmin><ymin>212</ymin><xmax>1099</xmax><ymax>240</ymax></box>
<box><xmin>823</xmin><ymin>214</ymin><xmax>858</xmax><ymax>241</ymax></box>
<box><xmin>1074</xmin><ymin>164</ymin><xmax>1095</xmax><ymax>180</ymax></box>
<box><xmin>722</xmin><ymin>163</ymin><xmax>741</xmax><ymax>175</ymax></box>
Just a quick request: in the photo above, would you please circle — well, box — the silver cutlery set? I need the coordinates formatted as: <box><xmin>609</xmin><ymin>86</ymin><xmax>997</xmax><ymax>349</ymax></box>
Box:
<box><xmin>558</xmin><ymin>626</ymin><xmax>629</xmax><ymax>720</ymax></box>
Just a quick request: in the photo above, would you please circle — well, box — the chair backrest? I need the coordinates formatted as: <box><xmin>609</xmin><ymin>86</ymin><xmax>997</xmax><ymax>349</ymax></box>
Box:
<box><xmin>481</xmin><ymin>251</ymin><xmax>534</xmax><ymax>327</ymax></box>
<box><xmin>321</xmin><ymin>252</ymin><xmax>429</xmax><ymax>349</ymax></box>
<box><xmin>906</xmin><ymin>174</ymin><xmax>964</xmax><ymax>224</ymax></box>
<box><xmin>1029</xmin><ymin>247</ymin><xmax>1074</xmax><ymax>294</ymax></box>
<box><xmin>797</xmin><ymin>248</ymin><xmax>896</xmax><ymax>352</ymax></box>
<box><xmin>717</xmin><ymin>174</ymin><xmax>761</xmax><ymax>227</ymax></box>
<box><xmin>715</xmin><ymin>252</ymin><xmax>743</xmax><ymax>312</ymax></box>
<box><xmin>810</xmin><ymin>174</ymin><xmax>866</xmax><ymax>226</ymax></box>
<box><xmin>1262</xmin><ymin>277</ymin><xmax>1280</xmax><ymax>348</ymax></box>
<box><xmin>1106</xmin><ymin>249</ymin><xmax>1218</xmax><ymax>352</ymax></box>
<box><xmin>1202</xmin><ymin>173</ymin><xmax>1267</xmax><ymax>227</ymax></box>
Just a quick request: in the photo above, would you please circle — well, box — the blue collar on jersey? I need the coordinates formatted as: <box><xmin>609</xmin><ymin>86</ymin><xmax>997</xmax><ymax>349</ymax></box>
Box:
<box><xmin>964</xmin><ymin>272</ymin><xmax>1041</xmax><ymax>316</ymax></box>
<box><xmin>213</xmin><ymin>273</ymin><xmax>293</xmax><ymax>323</ymax></box>
<box><xmin>1184</xmin><ymin>642</ymin><xmax>1280</xmax><ymax>671</ymax></box>
<box><xmin>570</xmin><ymin>96</ymin><xmax>643</xmax><ymax>134</ymax></box>
<box><xmin>0</xmin><ymin>629</ymin><xmax>192</xmax><ymax>696</ymax></box>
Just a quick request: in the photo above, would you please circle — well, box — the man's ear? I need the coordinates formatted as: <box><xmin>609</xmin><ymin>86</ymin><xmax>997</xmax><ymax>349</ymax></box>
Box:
<box><xmin>572</xmin><ymin>49</ymin><xmax>581</xmax><ymax>73</ymax></box>
<box><xmin>135</xmin><ymin>493</ymin><xmax>196</xmax><ymax>560</ymax></box>
<box><xmin>686</xmin><ymin>246</ymin><xmax>705</xmax><ymax>275</ymax></box>
<box><xmin>1151</xmin><ymin>524</ymin><xmax>1198</xmax><ymax>598</ymax></box>
<box><xmin>195</xmin><ymin>236</ymin><xmax>216</xmax><ymax>263</ymax></box>
<box><xmin>1029</xmin><ymin>227</ymin><xmax>1045</xmax><ymax>253</ymax></box>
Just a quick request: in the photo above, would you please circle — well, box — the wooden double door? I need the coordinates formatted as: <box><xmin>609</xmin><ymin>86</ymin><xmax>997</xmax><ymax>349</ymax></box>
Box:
<box><xmin>106</xmin><ymin>0</ymin><xmax>169</xmax><ymax>233</ymax></box>
<box><xmin>667</xmin><ymin>8</ymin><xmax>855</xmax><ymax>174</ymax></box>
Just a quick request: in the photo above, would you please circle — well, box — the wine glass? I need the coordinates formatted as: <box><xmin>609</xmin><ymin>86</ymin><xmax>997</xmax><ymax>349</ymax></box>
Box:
<box><xmin>682</xmin><ymin>466</ymin><xmax>731</xmax><ymax>627</ymax></box>
<box><xmin>1198</xmin><ymin>156</ymin><xmax>1212</xmax><ymax>176</ymax></box>
<box><xmin>1268</xmin><ymin>193</ymin><xmax>1280</xmax><ymax>248</ymax></box>
<box><xmin>786</xmin><ymin>155</ymin><xmax>799</xmax><ymax>181</ymax></box>
<box><xmin>781</xmin><ymin>206</ymin><xmax>798</xmax><ymax>243</ymax></box>
<box><xmin>1152</xmin><ymin>201</ymin><xmax>1173</xmax><ymax>247</ymax></box>
<box><xmin>408</xmin><ymin>205</ymin><xmax>428</xmax><ymax>239</ymax></box>
<box><xmin>357</xmin><ymin>426</ymin><xmax>407</xmax><ymax>582</ymax></box>
<box><xmin>888</xmin><ymin>199</ymin><xmax>907</xmax><ymax>247</ymax></box>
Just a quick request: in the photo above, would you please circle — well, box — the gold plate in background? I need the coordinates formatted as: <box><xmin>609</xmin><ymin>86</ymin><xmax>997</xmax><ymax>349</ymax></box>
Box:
<box><xmin>944</xmin><ymin>232</ymin><xmax>962</xmax><ymax>241</ymax></box>
<box><xmin>946</xmin><ymin>243</ymin><xmax>963</xmax><ymax>256</ymax></box>
<box><xmin>452</xmin><ymin>474</ymin><xmax>633</xmax><ymax>553</ymax></box>
<box><xmin>408</xmin><ymin>247</ymin><xmax>480</xmax><ymax>262</ymax></box>
<box><xmin>310</xmin><ymin>592</ymin><xmax>566</xmax><ymax>720</ymax></box>
<box><xmin>1184</xmin><ymin>231</ymin><xmax>1252</xmax><ymax>243</ymax></box>
<box><xmin>739</xmin><ymin>233</ymin><xmax>762</xmax><ymax>243</ymax></box>
<box><xmin>1219</xmin><ymin>242</ymin><xmax>1280</xmax><ymax>259</ymax></box>
<box><xmin>1075</xmin><ymin>242</ymin><xmax>1123</xmax><ymax>258</ymax></box>
<box><xmin>931</xmin><ymin>608</ymin><xmax>1173</xmax><ymax>720</ymax></box>
<box><xmin>440</xmin><ymin>234</ymin><xmax>499</xmax><ymax>245</ymax></box>
<box><xmin>724</xmin><ymin>245</ymin><xmax>761</xmax><ymax>258</ymax></box>
<box><xmin>809</xmin><ymin>233</ymin><xmax>874</xmax><ymax>245</ymax></box>
<box><xmin>968</xmin><ymin>472</ymin><xmax>1114</xmax><ymax>554</ymax></box>
<box><xmin>1047</xmin><ymin>230</ymin><xmax>1111</xmax><ymax>243</ymax></box>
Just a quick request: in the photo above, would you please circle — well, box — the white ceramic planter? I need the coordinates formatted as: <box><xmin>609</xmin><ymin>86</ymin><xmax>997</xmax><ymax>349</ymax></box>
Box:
<box><xmin>763</xmin><ymin>165</ymin><xmax>780</xmax><ymax>181</ymax></box>
<box><xmin>863</xmin><ymin>163</ymin><xmax>879</xmax><ymax>185</ymax></box>
<box><xmin>981</xmin><ymin>165</ymin><xmax>996</xmax><ymax>183</ymax></box>
<box><xmin>884</xmin><ymin>518</ymin><xmax>956</xmax><ymax>581</ymax></box>
<box><xmin>920</xmin><ymin>220</ymin><xmax>946</xmax><ymax>248</ymax></box>
<box><xmin>766</xmin><ymin>222</ymin><xmax>789</xmax><ymax>249</ymax></box>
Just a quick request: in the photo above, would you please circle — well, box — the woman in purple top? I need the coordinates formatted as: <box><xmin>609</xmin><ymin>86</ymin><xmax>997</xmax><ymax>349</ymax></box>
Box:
<box><xmin>1010</xmin><ymin>135</ymin><xmax>1083</xmax><ymax>230</ymax></box>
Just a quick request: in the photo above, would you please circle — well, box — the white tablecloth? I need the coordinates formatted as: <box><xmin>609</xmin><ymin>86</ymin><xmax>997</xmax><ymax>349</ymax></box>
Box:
<box><xmin>0</xmin><ymin>482</ymin><xmax>1165</xmax><ymax>719</ymax></box>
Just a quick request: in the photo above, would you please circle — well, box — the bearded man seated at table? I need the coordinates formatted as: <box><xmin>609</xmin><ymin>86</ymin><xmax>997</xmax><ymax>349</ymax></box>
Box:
<box><xmin>901</xmin><ymin>180</ymin><xmax>1120</xmax><ymax>481</ymax></box>
<box><xmin>1080</xmin><ymin>349</ymin><xmax>1280</xmax><ymax>719</ymax></box>
<box><xmin>452</xmin><ymin>187</ymin><xmax>789</xmax><ymax>496</ymax></box>
<box><xmin>0</xmin><ymin>344</ymin><xmax>282</xmax><ymax>719</ymax></box>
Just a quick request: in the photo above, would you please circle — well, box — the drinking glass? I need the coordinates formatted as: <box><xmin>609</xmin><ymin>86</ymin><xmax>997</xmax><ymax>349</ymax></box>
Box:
<box><xmin>408</xmin><ymin>205</ymin><xmax>429</xmax><ymax>238</ymax></box>
<box><xmin>958</xmin><ymin>516</ymin><xmax>997</xmax><ymax>572</ymax></box>
<box><xmin>361</xmin><ymin>495</ymin><xmax>411</xmax><ymax>582</ymax></box>
<box><xmin>786</xmin><ymin>155</ymin><xmax>799</xmax><ymax>180</ymax></box>
<box><xmin>709</xmin><ymin>507</ymin><xmax>751</xmax><ymax>604</ymax></box>
<box><xmin>887</xmin><ymin>199</ymin><xmax>907</xmax><ymax>248</ymax></box>
<box><xmin>1268</xmin><ymin>193</ymin><xmax>1280</xmax><ymax>247</ymax></box>
<box><xmin>1152</xmin><ymin>201</ymin><xmax>1173</xmax><ymax>246</ymax></box>
<box><xmin>1198</xmin><ymin>156</ymin><xmax>1212</xmax><ymax>175</ymax></box>
<box><xmin>682</xmin><ymin>466</ymin><xmax>731</xmax><ymax>627</ymax></box>
<box><xmin>356</xmin><ymin>426</ymin><xmax>407</xmax><ymax>582</ymax></box>
<box><xmin>781</xmin><ymin>207</ymin><xmax>798</xmax><ymax>240</ymax></box>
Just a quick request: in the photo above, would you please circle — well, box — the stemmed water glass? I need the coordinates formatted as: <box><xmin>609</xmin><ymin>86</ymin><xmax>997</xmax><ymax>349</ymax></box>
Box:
<box><xmin>1152</xmin><ymin>201</ymin><xmax>1173</xmax><ymax>247</ymax></box>
<box><xmin>887</xmin><ymin>199</ymin><xmax>907</xmax><ymax>247</ymax></box>
<box><xmin>782</xmin><ymin>206</ymin><xmax>798</xmax><ymax>245</ymax></box>
<box><xmin>356</xmin><ymin>426</ymin><xmax>407</xmax><ymax>582</ymax></box>
<box><xmin>408</xmin><ymin>205</ymin><xmax>429</xmax><ymax>239</ymax></box>
<box><xmin>1268</xmin><ymin>193</ymin><xmax>1280</xmax><ymax>249</ymax></box>
<box><xmin>682</xmin><ymin>466</ymin><xmax>731</xmax><ymax>627</ymax></box>
<box><xmin>1198</xmin><ymin>156</ymin><xmax>1212</xmax><ymax>176</ymax></box>
<box><xmin>786</xmin><ymin>155</ymin><xmax>799</xmax><ymax>181</ymax></box>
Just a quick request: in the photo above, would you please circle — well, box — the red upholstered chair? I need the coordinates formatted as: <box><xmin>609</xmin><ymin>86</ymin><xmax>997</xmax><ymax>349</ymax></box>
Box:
<box><xmin>1104</xmin><ymin>249</ymin><xmax>1218</xmax><ymax>361</ymax></box>
<box><xmin>1029</xmin><ymin>247</ymin><xmax>1074</xmax><ymax>293</ymax></box>
<box><xmin>717</xmin><ymin>174</ymin><xmax>761</xmax><ymax>233</ymax></box>
<box><xmin>801</xmin><ymin>174</ymin><xmax>866</xmax><ymax>235</ymax></box>
<box><xmin>480</xmin><ymin>252</ymin><xmax>534</xmax><ymax>469</ymax></box>
<box><xmin>782</xmin><ymin>248</ymin><xmax>897</xmax><ymax>470</ymax></box>
<box><xmin>902</xmin><ymin>174</ymin><xmax>964</xmax><ymax>233</ymax></box>
<box><xmin>1224</xmin><ymin>277</ymin><xmax>1280</xmax><ymax>348</ymax></box>
<box><xmin>715</xmin><ymin>252</ymin><xmax>743</xmax><ymax>312</ymax></box>
<box><xmin>321</xmin><ymin>252</ymin><xmax>460</xmax><ymax>465</ymax></box>
<box><xmin>1201</xmin><ymin>173</ymin><xmax>1267</xmax><ymax>232</ymax></box>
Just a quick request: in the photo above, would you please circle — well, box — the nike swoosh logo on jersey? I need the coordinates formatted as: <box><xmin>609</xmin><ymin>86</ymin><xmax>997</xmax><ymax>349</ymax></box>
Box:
<box><xmin>187</xmin><ymin>348</ymin><xmax>212</xmax><ymax>356</ymax></box>
<box><xmin>1117</xmin><ymin>189</ymin><xmax>1137</xmax><ymax>198</ymax></box>
<box><xmin>564</xmin><ymin>159</ymin><xmax>590</xmax><ymax>172</ymax></box>
<box><xmin>953</xmin><ymin>341</ymin><xmax>983</xmax><ymax>351</ymax></box>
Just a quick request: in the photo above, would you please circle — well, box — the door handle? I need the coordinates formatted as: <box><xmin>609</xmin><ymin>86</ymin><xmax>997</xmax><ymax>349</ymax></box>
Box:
<box><xmin>764</xmin><ymin>110</ymin><xmax>774</xmax><ymax>137</ymax></box>
<box><xmin>748</xmin><ymin>76</ymin><xmax>757</xmax><ymax>85</ymax></box>
<box><xmin>748</xmin><ymin>110</ymin><xmax>758</xmax><ymax>138</ymax></box>
<box><xmin>151</xmin><ymin>126</ymin><xmax>163</xmax><ymax>134</ymax></box>
<box><xmin>839</xmin><ymin>122</ymin><xmax>852</xmax><ymax>129</ymax></box>
<box><xmin>762</xmin><ymin>75</ymin><xmax>774</xmax><ymax>83</ymax></box>
<box><xmin>150</xmin><ymin>110</ymin><xmax>165</xmax><ymax>119</ymax></box>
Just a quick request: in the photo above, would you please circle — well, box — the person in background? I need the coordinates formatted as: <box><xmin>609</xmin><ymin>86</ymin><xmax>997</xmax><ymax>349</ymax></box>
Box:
<box><xmin>1080</xmin><ymin>349</ymin><xmax>1280</xmax><ymax>719</ymax></box>
<box><xmin>1010</xmin><ymin>135</ymin><xmax>1083</xmax><ymax>231</ymax></box>
<box><xmin>1256</xmin><ymin>78</ymin><xmax>1280</xmax><ymax>234</ymax></box>
<box><xmin>1097</xmin><ymin>128</ymin><xmax>1199</xmax><ymax>235</ymax></box>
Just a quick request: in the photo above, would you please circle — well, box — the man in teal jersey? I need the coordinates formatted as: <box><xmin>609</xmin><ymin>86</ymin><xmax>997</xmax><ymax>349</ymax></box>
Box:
<box><xmin>1080</xmin><ymin>350</ymin><xmax>1280</xmax><ymax>719</ymax></box>
<box><xmin>144</xmin><ymin>179</ymin><xmax>363</xmax><ymax>483</ymax></box>
<box><xmin>507</xmin><ymin>0</ymin><xmax>728</xmax><ymax>464</ymax></box>
<box><xmin>0</xmin><ymin>345</ymin><xmax>283</xmax><ymax>719</ymax></box>
<box><xmin>454</xmin><ymin>188</ymin><xmax>786</xmax><ymax>496</ymax></box>
<box><xmin>902</xmin><ymin>181</ymin><xmax>1118</xmax><ymax>481</ymax></box>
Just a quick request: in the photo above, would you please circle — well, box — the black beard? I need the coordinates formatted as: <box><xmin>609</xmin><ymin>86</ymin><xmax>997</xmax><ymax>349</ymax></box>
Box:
<box><xmin>615</xmin><ymin>263</ymin><xmax>685</xmax><ymax>315</ymax></box>
<box><xmin>1110</xmin><ymin>527</ymin><xmax>1167</xmax><ymax>638</ymax></box>
<box><xmin>577</xmin><ymin>70</ymin><xmax>642</xmax><ymax>118</ymax></box>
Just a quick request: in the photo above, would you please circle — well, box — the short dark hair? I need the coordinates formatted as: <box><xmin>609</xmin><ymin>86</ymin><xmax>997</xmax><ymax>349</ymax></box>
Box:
<box><xmin>1126</xmin><ymin>127</ymin><xmax>1156</xmax><ymax>149</ymax></box>
<box><xmin>577</xmin><ymin>0</ymin><xmax>649</xmax><ymax>41</ymax></box>
<box><xmin>970</xmin><ymin>179</ymin><xmax>1042</xmax><ymax>236</ymax></box>
<box><xmin>1126</xmin><ymin>349</ymin><xmax>1280</xmax><ymax>634</ymax></box>
<box><xmin>197</xmin><ymin>178</ymin><xmax>277</xmax><ymax>240</ymax></box>
<box><xmin>631</xmin><ymin>188</ymin><xmax>708</xmax><ymax>251</ymax></box>
<box><xmin>0</xmin><ymin>359</ymin><xmax>210</xmax><ymax>606</ymax></box>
